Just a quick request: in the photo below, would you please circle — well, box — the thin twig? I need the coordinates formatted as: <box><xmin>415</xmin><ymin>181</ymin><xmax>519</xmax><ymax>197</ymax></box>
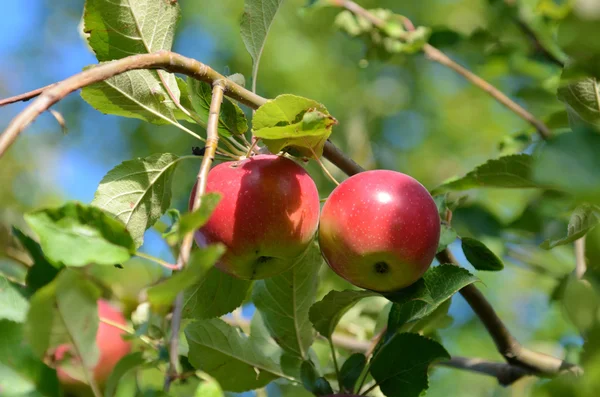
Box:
<box><xmin>135</xmin><ymin>251</ymin><xmax>179</xmax><ymax>271</ymax></box>
<box><xmin>164</xmin><ymin>81</ymin><xmax>225</xmax><ymax>391</ymax></box>
<box><xmin>574</xmin><ymin>237</ymin><xmax>587</xmax><ymax>279</ymax></box>
<box><xmin>0</xmin><ymin>83</ymin><xmax>57</xmax><ymax>106</ymax></box>
<box><xmin>331</xmin><ymin>0</ymin><xmax>552</xmax><ymax>141</ymax></box>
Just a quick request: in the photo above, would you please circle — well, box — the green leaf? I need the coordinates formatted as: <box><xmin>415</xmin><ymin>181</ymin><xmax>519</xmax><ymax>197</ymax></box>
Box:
<box><xmin>24</xmin><ymin>203</ymin><xmax>136</xmax><ymax>267</ymax></box>
<box><xmin>461</xmin><ymin>237</ymin><xmax>504</xmax><ymax>271</ymax></box>
<box><xmin>437</xmin><ymin>224</ymin><xmax>457</xmax><ymax>253</ymax></box>
<box><xmin>387</xmin><ymin>265</ymin><xmax>477</xmax><ymax>332</ymax></box>
<box><xmin>563</xmin><ymin>278</ymin><xmax>598</xmax><ymax>333</ymax></box>
<box><xmin>0</xmin><ymin>320</ymin><xmax>61</xmax><ymax>397</ymax></box>
<box><xmin>0</xmin><ymin>276</ymin><xmax>29</xmax><ymax>323</ymax></box>
<box><xmin>176</xmin><ymin>193</ymin><xmax>222</xmax><ymax>240</ymax></box>
<box><xmin>309</xmin><ymin>290</ymin><xmax>379</xmax><ymax>338</ymax></box>
<box><xmin>147</xmin><ymin>245</ymin><xmax>225</xmax><ymax>314</ymax></box>
<box><xmin>84</xmin><ymin>0</ymin><xmax>180</xmax><ymax>62</ymax></box>
<box><xmin>92</xmin><ymin>153</ymin><xmax>181</xmax><ymax>247</ymax></box>
<box><xmin>533</xmin><ymin>127</ymin><xmax>600</xmax><ymax>203</ymax></box>
<box><xmin>252</xmin><ymin>94</ymin><xmax>337</xmax><ymax>157</ymax></box>
<box><xmin>25</xmin><ymin>270</ymin><xmax>101</xmax><ymax>377</ymax></box>
<box><xmin>194</xmin><ymin>375</ymin><xmax>225</xmax><ymax>397</ymax></box>
<box><xmin>185</xmin><ymin>318</ymin><xmax>287</xmax><ymax>392</ymax></box>
<box><xmin>240</xmin><ymin>0</ymin><xmax>284</xmax><ymax>90</ymax></box>
<box><xmin>340</xmin><ymin>353</ymin><xmax>366</xmax><ymax>393</ymax></box>
<box><xmin>431</xmin><ymin>154</ymin><xmax>537</xmax><ymax>195</ymax></box>
<box><xmin>300</xmin><ymin>360</ymin><xmax>334</xmax><ymax>396</ymax></box>
<box><xmin>370</xmin><ymin>333</ymin><xmax>449</xmax><ymax>397</ymax></box>
<box><xmin>558</xmin><ymin>75</ymin><xmax>600</xmax><ymax>128</ymax></box>
<box><xmin>187</xmin><ymin>79</ymin><xmax>248</xmax><ymax>136</ymax></box>
<box><xmin>13</xmin><ymin>228</ymin><xmax>60</xmax><ymax>293</ymax></box>
<box><xmin>104</xmin><ymin>352</ymin><xmax>147</xmax><ymax>397</ymax></box>
<box><xmin>253</xmin><ymin>244</ymin><xmax>321</xmax><ymax>359</ymax></box>
<box><xmin>182</xmin><ymin>267</ymin><xmax>252</xmax><ymax>319</ymax></box>
<box><xmin>541</xmin><ymin>204</ymin><xmax>600</xmax><ymax>249</ymax></box>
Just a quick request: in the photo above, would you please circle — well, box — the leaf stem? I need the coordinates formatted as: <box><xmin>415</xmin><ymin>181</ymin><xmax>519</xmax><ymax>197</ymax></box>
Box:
<box><xmin>328</xmin><ymin>338</ymin><xmax>342</xmax><ymax>387</ymax></box>
<box><xmin>99</xmin><ymin>317</ymin><xmax>157</xmax><ymax>349</ymax></box>
<box><xmin>574</xmin><ymin>237</ymin><xmax>587</xmax><ymax>279</ymax></box>
<box><xmin>135</xmin><ymin>251</ymin><xmax>179</xmax><ymax>270</ymax></box>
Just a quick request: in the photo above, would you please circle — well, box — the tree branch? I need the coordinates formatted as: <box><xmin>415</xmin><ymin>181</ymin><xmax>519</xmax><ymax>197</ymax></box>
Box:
<box><xmin>164</xmin><ymin>81</ymin><xmax>225</xmax><ymax>391</ymax></box>
<box><xmin>330</xmin><ymin>0</ymin><xmax>552</xmax><ymax>141</ymax></box>
<box><xmin>0</xmin><ymin>83</ymin><xmax>57</xmax><ymax>107</ymax></box>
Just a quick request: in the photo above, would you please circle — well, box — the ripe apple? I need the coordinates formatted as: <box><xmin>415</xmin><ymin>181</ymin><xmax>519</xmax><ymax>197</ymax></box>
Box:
<box><xmin>190</xmin><ymin>154</ymin><xmax>320</xmax><ymax>279</ymax></box>
<box><xmin>319</xmin><ymin>170</ymin><xmax>440</xmax><ymax>292</ymax></box>
<box><xmin>53</xmin><ymin>299</ymin><xmax>131</xmax><ymax>395</ymax></box>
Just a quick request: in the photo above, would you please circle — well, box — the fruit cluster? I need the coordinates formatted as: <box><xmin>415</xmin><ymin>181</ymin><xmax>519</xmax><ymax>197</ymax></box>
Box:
<box><xmin>191</xmin><ymin>154</ymin><xmax>441</xmax><ymax>293</ymax></box>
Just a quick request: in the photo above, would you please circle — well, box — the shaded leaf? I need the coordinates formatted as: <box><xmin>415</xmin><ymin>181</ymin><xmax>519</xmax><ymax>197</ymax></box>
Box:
<box><xmin>182</xmin><ymin>267</ymin><xmax>252</xmax><ymax>319</ymax></box>
<box><xmin>542</xmin><ymin>204</ymin><xmax>600</xmax><ymax>249</ymax></box>
<box><xmin>92</xmin><ymin>153</ymin><xmax>181</xmax><ymax>247</ymax></box>
<box><xmin>563</xmin><ymin>278</ymin><xmax>598</xmax><ymax>333</ymax></box>
<box><xmin>147</xmin><ymin>245</ymin><xmax>225</xmax><ymax>314</ymax></box>
<box><xmin>253</xmin><ymin>244</ymin><xmax>321</xmax><ymax>359</ymax></box>
<box><xmin>104</xmin><ymin>352</ymin><xmax>147</xmax><ymax>397</ymax></box>
<box><xmin>340</xmin><ymin>353</ymin><xmax>366</xmax><ymax>393</ymax></box>
<box><xmin>431</xmin><ymin>154</ymin><xmax>537</xmax><ymax>194</ymax></box>
<box><xmin>187</xmin><ymin>78</ymin><xmax>248</xmax><ymax>136</ymax></box>
<box><xmin>12</xmin><ymin>227</ymin><xmax>60</xmax><ymax>293</ymax></box>
<box><xmin>185</xmin><ymin>318</ymin><xmax>287</xmax><ymax>392</ymax></box>
<box><xmin>387</xmin><ymin>265</ymin><xmax>477</xmax><ymax>332</ymax></box>
<box><xmin>0</xmin><ymin>276</ymin><xmax>29</xmax><ymax>323</ymax></box>
<box><xmin>0</xmin><ymin>320</ymin><xmax>61</xmax><ymax>397</ymax></box>
<box><xmin>253</xmin><ymin>94</ymin><xmax>337</xmax><ymax>157</ymax></box>
<box><xmin>309</xmin><ymin>290</ymin><xmax>379</xmax><ymax>338</ymax></box>
<box><xmin>437</xmin><ymin>224</ymin><xmax>457</xmax><ymax>253</ymax></box>
<box><xmin>300</xmin><ymin>360</ymin><xmax>334</xmax><ymax>396</ymax></box>
<box><xmin>370</xmin><ymin>333</ymin><xmax>449</xmax><ymax>397</ymax></box>
<box><xmin>24</xmin><ymin>203</ymin><xmax>135</xmax><ymax>267</ymax></box>
<box><xmin>558</xmin><ymin>75</ymin><xmax>600</xmax><ymax>128</ymax></box>
<box><xmin>461</xmin><ymin>237</ymin><xmax>504</xmax><ymax>271</ymax></box>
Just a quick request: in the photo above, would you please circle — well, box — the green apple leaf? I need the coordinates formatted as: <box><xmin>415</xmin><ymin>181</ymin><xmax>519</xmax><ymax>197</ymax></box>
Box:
<box><xmin>185</xmin><ymin>318</ymin><xmax>288</xmax><ymax>392</ymax></box>
<box><xmin>387</xmin><ymin>265</ymin><xmax>477</xmax><ymax>332</ymax></box>
<box><xmin>0</xmin><ymin>320</ymin><xmax>61</xmax><ymax>397</ymax></box>
<box><xmin>187</xmin><ymin>78</ymin><xmax>248</xmax><ymax>136</ymax></box>
<box><xmin>24</xmin><ymin>203</ymin><xmax>135</xmax><ymax>267</ymax></box>
<box><xmin>92</xmin><ymin>153</ymin><xmax>181</xmax><ymax>248</ymax></box>
<box><xmin>533</xmin><ymin>127</ymin><xmax>600</xmax><ymax>203</ymax></box>
<box><xmin>541</xmin><ymin>204</ymin><xmax>600</xmax><ymax>249</ymax></box>
<box><xmin>340</xmin><ymin>353</ymin><xmax>366</xmax><ymax>393</ymax></box>
<box><xmin>182</xmin><ymin>267</ymin><xmax>252</xmax><ymax>319</ymax></box>
<box><xmin>461</xmin><ymin>237</ymin><xmax>504</xmax><ymax>271</ymax></box>
<box><xmin>240</xmin><ymin>0</ymin><xmax>284</xmax><ymax>90</ymax></box>
<box><xmin>370</xmin><ymin>333</ymin><xmax>449</xmax><ymax>397</ymax></box>
<box><xmin>300</xmin><ymin>359</ymin><xmax>334</xmax><ymax>396</ymax></box>
<box><xmin>194</xmin><ymin>375</ymin><xmax>225</xmax><ymax>397</ymax></box>
<box><xmin>104</xmin><ymin>352</ymin><xmax>148</xmax><ymax>397</ymax></box>
<box><xmin>147</xmin><ymin>245</ymin><xmax>225</xmax><ymax>314</ymax></box>
<box><xmin>0</xmin><ymin>276</ymin><xmax>29</xmax><ymax>323</ymax></box>
<box><xmin>558</xmin><ymin>76</ymin><xmax>600</xmax><ymax>128</ymax></box>
<box><xmin>252</xmin><ymin>94</ymin><xmax>337</xmax><ymax>158</ymax></box>
<box><xmin>563</xmin><ymin>278</ymin><xmax>599</xmax><ymax>333</ymax></box>
<box><xmin>253</xmin><ymin>244</ymin><xmax>321</xmax><ymax>359</ymax></box>
<box><xmin>437</xmin><ymin>224</ymin><xmax>457</xmax><ymax>253</ymax></box>
<box><xmin>309</xmin><ymin>289</ymin><xmax>379</xmax><ymax>338</ymax></box>
<box><xmin>431</xmin><ymin>154</ymin><xmax>537</xmax><ymax>195</ymax></box>
<box><xmin>25</xmin><ymin>270</ymin><xmax>101</xmax><ymax>378</ymax></box>
<box><xmin>12</xmin><ymin>228</ymin><xmax>60</xmax><ymax>293</ymax></box>
<box><xmin>175</xmin><ymin>192</ymin><xmax>222</xmax><ymax>241</ymax></box>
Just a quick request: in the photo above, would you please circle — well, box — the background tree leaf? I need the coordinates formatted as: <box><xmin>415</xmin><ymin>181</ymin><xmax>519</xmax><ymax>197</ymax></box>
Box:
<box><xmin>185</xmin><ymin>318</ymin><xmax>287</xmax><ymax>392</ymax></box>
<box><xmin>240</xmin><ymin>0</ymin><xmax>284</xmax><ymax>91</ymax></box>
<box><xmin>370</xmin><ymin>333</ymin><xmax>450</xmax><ymax>397</ymax></box>
<box><xmin>24</xmin><ymin>203</ymin><xmax>135</xmax><ymax>267</ymax></box>
<box><xmin>309</xmin><ymin>289</ymin><xmax>379</xmax><ymax>338</ymax></box>
<box><xmin>461</xmin><ymin>237</ymin><xmax>504</xmax><ymax>271</ymax></box>
<box><xmin>0</xmin><ymin>276</ymin><xmax>29</xmax><ymax>323</ymax></box>
<box><xmin>182</xmin><ymin>267</ymin><xmax>252</xmax><ymax>320</ymax></box>
<box><xmin>542</xmin><ymin>204</ymin><xmax>600</xmax><ymax>249</ymax></box>
<box><xmin>104</xmin><ymin>352</ymin><xmax>147</xmax><ymax>397</ymax></box>
<box><xmin>92</xmin><ymin>153</ymin><xmax>181</xmax><ymax>247</ymax></box>
<box><xmin>252</xmin><ymin>244</ymin><xmax>321</xmax><ymax>360</ymax></box>
<box><xmin>147</xmin><ymin>245</ymin><xmax>225</xmax><ymax>314</ymax></box>
<box><xmin>12</xmin><ymin>228</ymin><xmax>60</xmax><ymax>293</ymax></box>
<box><xmin>252</xmin><ymin>94</ymin><xmax>336</xmax><ymax>157</ymax></box>
<box><xmin>558</xmin><ymin>75</ymin><xmax>600</xmax><ymax>128</ymax></box>
<box><xmin>0</xmin><ymin>320</ymin><xmax>61</xmax><ymax>397</ymax></box>
<box><xmin>431</xmin><ymin>154</ymin><xmax>537</xmax><ymax>194</ymax></box>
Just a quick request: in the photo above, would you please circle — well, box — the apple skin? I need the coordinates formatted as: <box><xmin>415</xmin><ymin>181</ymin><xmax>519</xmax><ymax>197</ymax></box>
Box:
<box><xmin>53</xmin><ymin>299</ymin><xmax>131</xmax><ymax>395</ymax></box>
<box><xmin>190</xmin><ymin>154</ymin><xmax>320</xmax><ymax>280</ymax></box>
<box><xmin>319</xmin><ymin>170</ymin><xmax>440</xmax><ymax>293</ymax></box>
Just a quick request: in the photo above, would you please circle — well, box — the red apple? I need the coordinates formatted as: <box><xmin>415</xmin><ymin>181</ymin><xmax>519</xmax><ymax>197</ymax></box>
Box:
<box><xmin>190</xmin><ymin>154</ymin><xmax>320</xmax><ymax>279</ymax></box>
<box><xmin>319</xmin><ymin>170</ymin><xmax>440</xmax><ymax>292</ymax></box>
<box><xmin>53</xmin><ymin>299</ymin><xmax>131</xmax><ymax>395</ymax></box>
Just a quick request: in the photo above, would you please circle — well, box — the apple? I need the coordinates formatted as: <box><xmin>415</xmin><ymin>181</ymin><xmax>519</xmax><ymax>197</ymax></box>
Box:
<box><xmin>319</xmin><ymin>170</ymin><xmax>440</xmax><ymax>292</ymax></box>
<box><xmin>190</xmin><ymin>154</ymin><xmax>320</xmax><ymax>279</ymax></box>
<box><xmin>53</xmin><ymin>299</ymin><xmax>131</xmax><ymax>395</ymax></box>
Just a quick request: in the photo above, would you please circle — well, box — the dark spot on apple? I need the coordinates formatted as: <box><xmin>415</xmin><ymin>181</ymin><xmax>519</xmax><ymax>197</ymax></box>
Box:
<box><xmin>374</xmin><ymin>262</ymin><xmax>389</xmax><ymax>274</ymax></box>
<box><xmin>257</xmin><ymin>256</ymin><xmax>271</xmax><ymax>264</ymax></box>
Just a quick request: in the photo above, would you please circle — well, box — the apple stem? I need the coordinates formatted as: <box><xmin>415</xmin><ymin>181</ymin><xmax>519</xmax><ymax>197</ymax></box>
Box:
<box><xmin>309</xmin><ymin>145</ymin><xmax>340</xmax><ymax>186</ymax></box>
